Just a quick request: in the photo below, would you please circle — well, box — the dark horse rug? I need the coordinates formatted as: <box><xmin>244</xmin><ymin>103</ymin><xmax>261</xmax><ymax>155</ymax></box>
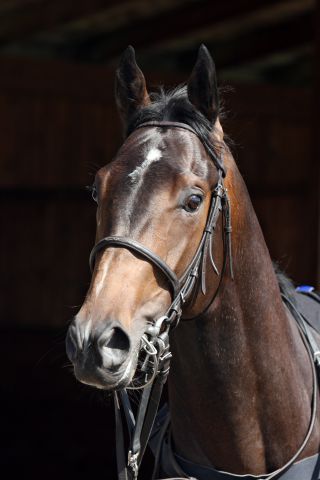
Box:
<box><xmin>149</xmin><ymin>286</ymin><xmax>320</xmax><ymax>480</ymax></box>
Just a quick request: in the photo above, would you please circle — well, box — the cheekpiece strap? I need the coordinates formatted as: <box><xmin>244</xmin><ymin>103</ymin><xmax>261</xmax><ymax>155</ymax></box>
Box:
<box><xmin>136</xmin><ymin>121</ymin><xmax>200</xmax><ymax>136</ymax></box>
<box><xmin>135</xmin><ymin>121</ymin><xmax>226</xmax><ymax>177</ymax></box>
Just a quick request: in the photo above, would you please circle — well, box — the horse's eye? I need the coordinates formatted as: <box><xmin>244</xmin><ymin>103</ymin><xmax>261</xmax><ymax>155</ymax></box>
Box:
<box><xmin>185</xmin><ymin>194</ymin><xmax>203</xmax><ymax>212</ymax></box>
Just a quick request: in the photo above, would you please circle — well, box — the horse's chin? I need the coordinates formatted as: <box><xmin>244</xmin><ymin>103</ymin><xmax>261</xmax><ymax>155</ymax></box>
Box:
<box><xmin>74</xmin><ymin>355</ymin><xmax>138</xmax><ymax>391</ymax></box>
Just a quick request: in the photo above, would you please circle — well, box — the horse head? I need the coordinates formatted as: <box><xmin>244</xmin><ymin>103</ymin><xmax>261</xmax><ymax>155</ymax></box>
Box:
<box><xmin>66</xmin><ymin>45</ymin><xmax>228</xmax><ymax>391</ymax></box>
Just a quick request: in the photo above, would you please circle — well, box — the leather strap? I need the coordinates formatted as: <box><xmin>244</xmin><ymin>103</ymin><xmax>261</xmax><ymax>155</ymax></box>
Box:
<box><xmin>89</xmin><ymin>236</ymin><xmax>180</xmax><ymax>298</ymax></box>
<box><xmin>136</xmin><ymin>121</ymin><xmax>200</xmax><ymax>136</ymax></box>
<box><xmin>114</xmin><ymin>392</ymin><xmax>131</xmax><ymax>480</ymax></box>
<box><xmin>138</xmin><ymin>339</ymin><xmax>172</xmax><ymax>466</ymax></box>
<box><xmin>114</xmin><ymin>332</ymin><xmax>172</xmax><ymax>480</ymax></box>
<box><xmin>135</xmin><ymin>121</ymin><xmax>226</xmax><ymax>176</ymax></box>
<box><xmin>172</xmin><ymin>453</ymin><xmax>320</xmax><ymax>480</ymax></box>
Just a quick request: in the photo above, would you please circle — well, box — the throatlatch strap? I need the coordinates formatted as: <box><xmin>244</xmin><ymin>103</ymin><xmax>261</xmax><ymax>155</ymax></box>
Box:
<box><xmin>138</xmin><ymin>376</ymin><xmax>166</xmax><ymax>466</ymax></box>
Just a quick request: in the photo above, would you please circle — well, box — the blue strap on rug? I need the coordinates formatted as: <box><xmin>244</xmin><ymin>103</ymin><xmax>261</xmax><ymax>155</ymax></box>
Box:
<box><xmin>296</xmin><ymin>285</ymin><xmax>315</xmax><ymax>293</ymax></box>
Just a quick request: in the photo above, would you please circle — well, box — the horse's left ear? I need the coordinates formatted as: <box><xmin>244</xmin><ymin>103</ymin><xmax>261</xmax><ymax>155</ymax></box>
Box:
<box><xmin>187</xmin><ymin>45</ymin><xmax>219</xmax><ymax>123</ymax></box>
<box><xmin>115</xmin><ymin>46</ymin><xmax>150</xmax><ymax>129</ymax></box>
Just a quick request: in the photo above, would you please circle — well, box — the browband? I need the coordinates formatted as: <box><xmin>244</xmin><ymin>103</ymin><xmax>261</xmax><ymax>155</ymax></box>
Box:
<box><xmin>135</xmin><ymin>120</ymin><xmax>226</xmax><ymax>176</ymax></box>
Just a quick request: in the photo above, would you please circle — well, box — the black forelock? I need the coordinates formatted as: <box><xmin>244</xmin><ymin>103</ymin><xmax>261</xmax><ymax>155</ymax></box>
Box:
<box><xmin>126</xmin><ymin>86</ymin><xmax>223</xmax><ymax>166</ymax></box>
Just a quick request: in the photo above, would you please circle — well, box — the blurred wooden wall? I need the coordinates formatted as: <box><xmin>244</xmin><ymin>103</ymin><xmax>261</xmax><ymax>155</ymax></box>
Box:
<box><xmin>0</xmin><ymin>57</ymin><xmax>316</xmax><ymax>329</ymax></box>
<box><xmin>0</xmin><ymin>58</ymin><xmax>121</xmax><ymax>329</ymax></box>
<box><xmin>225</xmin><ymin>84</ymin><xmax>315</xmax><ymax>285</ymax></box>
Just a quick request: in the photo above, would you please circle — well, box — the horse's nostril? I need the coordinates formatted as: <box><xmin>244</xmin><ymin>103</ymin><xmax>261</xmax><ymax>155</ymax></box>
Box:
<box><xmin>98</xmin><ymin>326</ymin><xmax>130</xmax><ymax>369</ymax></box>
<box><xmin>101</xmin><ymin>327</ymin><xmax>130</xmax><ymax>351</ymax></box>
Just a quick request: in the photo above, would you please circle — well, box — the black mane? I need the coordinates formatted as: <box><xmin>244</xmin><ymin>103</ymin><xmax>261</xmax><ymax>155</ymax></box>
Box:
<box><xmin>274</xmin><ymin>263</ymin><xmax>296</xmax><ymax>301</ymax></box>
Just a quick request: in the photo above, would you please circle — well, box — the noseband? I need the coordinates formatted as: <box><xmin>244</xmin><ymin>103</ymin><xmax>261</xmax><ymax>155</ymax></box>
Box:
<box><xmin>90</xmin><ymin>236</ymin><xmax>180</xmax><ymax>298</ymax></box>
<box><xmin>89</xmin><ymin>121</ymin><xmax>233</xmax><ymax>480</ymax></box>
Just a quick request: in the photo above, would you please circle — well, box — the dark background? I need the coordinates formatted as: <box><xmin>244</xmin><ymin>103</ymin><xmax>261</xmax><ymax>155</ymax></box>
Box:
<box><xmin>0</xmin><ymin>1</ymin><xmax>319</xmax><ymax>478</ymax></box>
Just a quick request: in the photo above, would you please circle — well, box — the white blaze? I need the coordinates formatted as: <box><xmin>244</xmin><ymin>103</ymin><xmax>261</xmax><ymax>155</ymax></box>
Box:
<box><xmin>94</xmin><ymin>147</ymin><xmax>162</xmax><ymax>297</ymax></box>
<box><xmin>128</xmin><ymin>148</ymin><xmax>162</xmax><ymax>183</ymax></box>
<box><xmin>94</xmin><ymin>253</ymin><xmax>113</xmax><ymax>297</ymax></box>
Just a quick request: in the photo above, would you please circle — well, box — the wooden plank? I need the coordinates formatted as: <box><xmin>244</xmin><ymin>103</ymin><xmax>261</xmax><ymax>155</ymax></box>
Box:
<box><xmin>0</xmin><ymin>196</ymin><xmax>96</xmax><ymax>328</ymax></box>
<box><xmin>139</xmin><ymin>2</ymin><xmax>314</xmax><ymax>74</ymax></box>
<box><xmin>77</xmin><ymin>8</ymin><xmax>314</xmax><ymax>65</ymax></box>
<box><xmin>214</xmin><ymin>11</ymin><xmax>314</xmax><ymax>69</ymax></box>
<box><xmin>0</xmin><ymin>329</ymin><xmax>116</xmax><ymax>478</ymax></box>
<box><xmin>253</xmin><ymin>193</ymin><xmax>315</xmax><ymax>283</ymax></box>
<box><xmin>0</xmin><ymin>57</ymin><xmax>116</xmax><ymax>100</ymax></box>
<box><xmin>61</xmin><ymin>0</ymin><xmax>283</xmax><ymax>61</ymax></box>
<box><xmin>0</xmin><ymin>91</ymin><xmax>121</xmax><ymax>187</ymax></box>
<box><xmin>222</xmin><ymin>83</ymin><xmax>311</xmax><ymax>119</ymax></box>
<box><xmin>0</xmin><ymin>0</ymin><xmax>119</xmax><ymax>43</ymax></box>
<box><xmin>225</xmin><ymin>110</ymin><xmax>312</xmax><ymax>191</ymax></box>
<box><xmin>0</xmin><ymin>56</ymin><xmax>184</xmax><ymax>100</ymax></box>
<box><xmin>0</xmin><ymin>57</ymin><xmax>310</xmax><ymax>117</ymax></box>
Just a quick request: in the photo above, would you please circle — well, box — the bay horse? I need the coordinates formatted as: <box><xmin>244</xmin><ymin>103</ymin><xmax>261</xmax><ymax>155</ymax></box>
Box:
<box><xmin>66</xmin><ymin>45</ymin><xmax>320</xmax><ymax>479</ymax></box>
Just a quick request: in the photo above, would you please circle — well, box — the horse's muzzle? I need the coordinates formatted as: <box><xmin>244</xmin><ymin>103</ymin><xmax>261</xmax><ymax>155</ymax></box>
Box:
<box><xmin>66</xmin><ymin>318</ymin><xmax>131</xmax><ymax>389</ymax></box>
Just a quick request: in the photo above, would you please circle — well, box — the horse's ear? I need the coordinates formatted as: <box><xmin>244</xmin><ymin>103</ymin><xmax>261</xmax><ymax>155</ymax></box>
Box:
<box><xmin>187</xmin><ymin>45</ymin><xmax>219</xmax><ymax>123</ymax></box>
<box><xmin>115</xmin><ymin>46</ymin><xmax>150</xmax><ymax>128</ymax></box>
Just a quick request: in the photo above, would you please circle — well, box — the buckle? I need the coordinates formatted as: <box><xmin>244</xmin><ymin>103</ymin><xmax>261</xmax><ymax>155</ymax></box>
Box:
<box><xmin>128</xmin><ymin>450</ymin><xmax>139</xmax><ymax>479</ymax></box>
<box><xmin>141</xmin><ymin>335</ymin><xmax>157</xmax><ymax>356</ymax></box>
<box><xmin>214</xmin><ymin>183</ymin><xmax>225</xmax><ymax>197</ymax></box>
<box><xmin>314</xmin><ymin>351</ymin><xmax>320</xmax><ymax>367</ymax></box>
<box><xmin>146</xmin><ymin>316</ymin><xmax>170</xmax><ymax>338</ymax></box>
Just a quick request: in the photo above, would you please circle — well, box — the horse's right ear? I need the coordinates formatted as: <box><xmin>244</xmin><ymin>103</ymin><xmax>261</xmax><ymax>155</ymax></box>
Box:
<box><xmin>115</xmin><ymin>46</ymin><xmax>150</xmax><ymax>129</ymax></box>
<box><xmin>187</xmin><ymin>45</ymin><xmax>219</xmax><ymax>123</ymax></box>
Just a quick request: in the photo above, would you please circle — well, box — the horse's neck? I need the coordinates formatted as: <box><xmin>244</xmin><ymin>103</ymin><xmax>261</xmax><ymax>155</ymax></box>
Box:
<box><xmin>168</xmin><ymin>163</ymin><xmax>317</xmax><ymax>475</ymax></box>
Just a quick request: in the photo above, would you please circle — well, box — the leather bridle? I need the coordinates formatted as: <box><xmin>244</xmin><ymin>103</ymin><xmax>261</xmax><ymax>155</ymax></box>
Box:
<box><xmin>88</xmin><ymin>121</ymin><xmax>232</xmax><ymax>479</ymax></box>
